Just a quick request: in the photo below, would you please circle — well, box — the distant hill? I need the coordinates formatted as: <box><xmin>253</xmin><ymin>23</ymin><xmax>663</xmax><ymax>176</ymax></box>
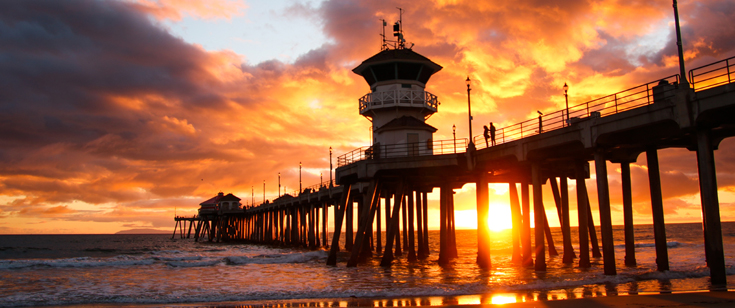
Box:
<box><xmin>115</xmin><ymin>228</ymin><xmax>170</xmax><ymax>234</ymax></box>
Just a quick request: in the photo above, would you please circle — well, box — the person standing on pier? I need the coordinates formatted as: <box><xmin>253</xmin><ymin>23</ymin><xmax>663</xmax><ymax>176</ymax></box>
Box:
<box><xmin>483</xmin><ymin>125</ymin><xmax>490</xmax><ymax>147</ymax></box>
<box><xmin>489</xmin><ymin>122</ymin><xmax>496</xmax><ymax>146</ymax></box>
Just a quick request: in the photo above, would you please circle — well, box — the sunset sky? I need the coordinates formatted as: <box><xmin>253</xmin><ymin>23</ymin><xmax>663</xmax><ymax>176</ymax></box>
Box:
<box><xmin>1</xmin><ymin>0</ymin><xmax>735</xmax><ymax>234</ymax></box>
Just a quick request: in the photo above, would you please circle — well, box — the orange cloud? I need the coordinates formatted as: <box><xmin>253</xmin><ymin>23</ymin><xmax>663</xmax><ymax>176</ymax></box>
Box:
<box><xmin>1</xmin><ymin>0</ymin><xmax>734</xmax><ymax>234</ymax></box>
<box><xmin>131</xmin><ymin>0</ymin><xmax>247</xmax><ymax>21</ymax></box>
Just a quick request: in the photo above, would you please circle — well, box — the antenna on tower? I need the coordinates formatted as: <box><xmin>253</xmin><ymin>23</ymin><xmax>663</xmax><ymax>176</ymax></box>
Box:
<box><xmin>380</xmin><ymin>19</ymin><xmax>388</xmax><ymax>51</ymax></box>
<box><xmin>379</xmin><ymin>7</ymin><xmax>412</xmax><ymax>51</ymax></box>
<box><xmin>393</xmin><ymin>7</ymin><xmax>406</xmax><ymax>49</ymax></box>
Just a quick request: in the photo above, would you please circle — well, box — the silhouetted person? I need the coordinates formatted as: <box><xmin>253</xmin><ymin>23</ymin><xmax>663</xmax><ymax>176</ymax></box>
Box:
<box><xmin>490</xmin><ymin>122</ymin><xmax>496</xmax><ymax>146</ymax></box>
<box><xmin>483</xmin><ymin>125</ymin><xmax>490</xmax><ymax>147</ymax></box>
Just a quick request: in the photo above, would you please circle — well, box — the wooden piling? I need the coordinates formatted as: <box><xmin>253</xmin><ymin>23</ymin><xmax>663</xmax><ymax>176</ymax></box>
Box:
<box><xmin>381</xmin><ymin>181</ymin><xmax>405</xmax><ymax>266</ymax></box>
<box><xmin>407</xmin><ymin>190</ymin><xmax>417</xmax><ymax>262</ymax></box>
<box><xmin>416</xmin><ymin>189</ymin><xmax>426</xmax><ymax>259</ymax></box>
<box><xmin>695</xmin><ymin>128</ymin><xmax>726</xmax><ymax>285</ymax></box>
<box><xmin>509</xmin><ymin>182</ymin><xmax>523</xmax><ymax>264</ymax></box>
<box><xmin>327</xmin><ymin>184</ymin><xmax>352</xmax><ymax>265</ymax></box>
<box><xmin>532</xmin><ymin>163</ymin><xmax>546</xmax><ymax>271</ymax></box>
<box><xmin>347</xmin><ymin>180</ymin><xmax>380</xmax><ymax>267</ymax></box>
<box><xmin>595</xmin><ymin>150</ymin><xmax>617</xmax><ymax>275</ymax></box>
<box><xmin>521</xmin><ymin>182</ymin><xmax>533</xmax><ymax>267</ymax></box>
<box><xmin>422</xmin><ymin>191</ymin><xmax>429</xmax><ymax>256</ymax></box>
<box><xmin>647</xmin><ymin>147</ymin><xmax>670</xmax><ymax>271</ymax></box>
<box><xmin>576</xmin><ymin>162</ymin><xmax>591</xmax><ymax>268</ymax></box>
<box><xmin>476</xmin><ymin>172</ymin><xmax>491</xmax><ymax>268</ymax></box>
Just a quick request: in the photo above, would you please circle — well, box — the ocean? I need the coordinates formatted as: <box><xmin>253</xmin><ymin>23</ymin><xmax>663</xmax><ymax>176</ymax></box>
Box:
<box><xmin>1</xmin><ymin>222</ymin><xmax>734</xmax><ymax>307</ymax></box>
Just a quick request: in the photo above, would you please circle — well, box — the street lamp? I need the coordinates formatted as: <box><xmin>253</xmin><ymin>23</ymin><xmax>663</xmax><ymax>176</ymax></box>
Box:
<box><xmin>278</xmin><ymin>172</ymin><xmax>281</xmax><ymax>197</ymax></box>
<box><xmin>452</xmin><ymin>124</ymin><xmax>456</xmax><ymax>153</ymax></box>
<box><xmin>563</xmin><ymin>83</ymin><xmax>569</xmax><ymax>126</ymax></box>
<box><xmin>466</xmin><ymin>76</ymin><xmax>474</xmax><ymax>147</ymax></box>
<box><xmin>299</xmin><ymin>162</ymin><xmax>302</xmax><ymax>193</ymax></box>
<box><xmin>329</xmin><ymin>147</ymin><xmax>333</xmax><ymax>187</ymax></box>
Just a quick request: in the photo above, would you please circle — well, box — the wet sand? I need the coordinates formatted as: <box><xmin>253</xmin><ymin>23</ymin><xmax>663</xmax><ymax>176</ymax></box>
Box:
<box><xmin>40</xmin><ymin>291</ymin><xmax>735</xmax><ymax>308</ymax></box>
<box><xmin>487</xmin><ymin>291</ymin><xmax>735</xmax><ymax>308</ymax></box>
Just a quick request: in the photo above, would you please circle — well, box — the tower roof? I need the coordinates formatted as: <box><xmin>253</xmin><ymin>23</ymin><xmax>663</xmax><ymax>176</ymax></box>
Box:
<box><xmin>353</xmin><ymin>49</ymin><xmax>442</xmax><ymax>87</ymax></box>
<box><xmin>375</xmin><ymin>116</ymin><xmax>438</xmax><ymax>134</ymax></box>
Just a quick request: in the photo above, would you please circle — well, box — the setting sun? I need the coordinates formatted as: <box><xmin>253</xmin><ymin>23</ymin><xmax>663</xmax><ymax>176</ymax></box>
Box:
<box><xmin>487</xmin><ymin>202</ymin><xmax>513</xmax><ymax>232</ymax></box>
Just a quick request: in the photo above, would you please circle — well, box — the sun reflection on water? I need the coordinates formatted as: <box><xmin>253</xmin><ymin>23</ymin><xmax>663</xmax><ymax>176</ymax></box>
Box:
<box><xmin>490</xmin><ymin>294</ymin><xmax>518</xmax><ymax>304</ymax></box>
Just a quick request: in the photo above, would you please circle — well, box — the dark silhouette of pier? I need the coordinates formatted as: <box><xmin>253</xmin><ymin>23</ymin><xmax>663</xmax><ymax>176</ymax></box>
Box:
<box><xmin>172</xmin><ymin>54</ymin><xmax>735</xmax><ymax>287</ymax></box>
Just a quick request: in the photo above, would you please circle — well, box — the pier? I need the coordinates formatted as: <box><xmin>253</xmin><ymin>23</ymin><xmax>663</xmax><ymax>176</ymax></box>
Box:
<box><xmin>173</xmin><ymin>31</ymin><xmax>735</xmax><ymax>285</ymax></box>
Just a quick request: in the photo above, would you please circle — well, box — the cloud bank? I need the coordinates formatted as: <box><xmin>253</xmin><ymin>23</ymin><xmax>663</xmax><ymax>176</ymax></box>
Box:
<box><xmin>1</xmin><ymin>0</ymin><xmax>734</xmax><ymax>233</ymax></box>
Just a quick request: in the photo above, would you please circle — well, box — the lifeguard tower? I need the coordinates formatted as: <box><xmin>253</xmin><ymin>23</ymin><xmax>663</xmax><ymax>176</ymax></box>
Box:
<box><xmin>352</xmin><ymin>14</ymin><xmax>442</xmax><ymax>158</ymax></box>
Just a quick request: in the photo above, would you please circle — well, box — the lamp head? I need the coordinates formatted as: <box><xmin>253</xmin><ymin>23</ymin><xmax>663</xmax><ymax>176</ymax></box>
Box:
<box><xmin>465</xmin><ymin>76</ymin><xmax>471</xmax><ymax>88</ymax></box>
<box><xmin>563</xmin><ymin>82</ymin><xmax>569</xmax><ymax>93</ymax></box>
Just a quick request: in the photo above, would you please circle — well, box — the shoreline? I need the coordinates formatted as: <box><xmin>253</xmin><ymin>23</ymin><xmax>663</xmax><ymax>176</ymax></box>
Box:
<box><xmin>40</xmin><ymin>289</ymin><xmax>735</xmax><ymax>308</ymax></box>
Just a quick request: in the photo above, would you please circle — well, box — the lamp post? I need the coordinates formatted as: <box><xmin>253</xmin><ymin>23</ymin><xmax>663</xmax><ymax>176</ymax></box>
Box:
<box><xmin>452</xmin><ymin>124</ymin><xmax>456</xmax><ymax>153</ymax></box>
<box><xmin>251</xmin><ymin>186</ymin><xmax>254</xmax><ymax>206</ymax></box>
<box><xmin>263</xmin><ymin>180</ymin><xmax>265</xmax><ymax>204</ymax></box>
<box><xmin>563</xmin><ymin>83</ymin><xmax>569</xmax><ymax>126</ymax></box>
<box><xmin>320</xmin><ymin>172</ymin><xmax>323</xmax><ymax>186</ymax></box>
<box><xmin>329</xmin><ymin>147</ymin><xmax>333</xmax><ymax>187</ymax></box>
<box><xmin>299</xmin><ymin>162</ymin><xmax>302</xmax><ymax>193</ymax></box>
<box><xmin>673</xmin><ymin>0</ymin><xmax>689</xmax><ymax>87</ymax></box>
<box><xmin>278</xmin><ymin>172</ymin><xmax>281</xmax><ymax>197</ymax></box>
<box><xmin>466</xmin><ymin>77</ymin><xmax>474</xmax><ymax>147</ymax></box>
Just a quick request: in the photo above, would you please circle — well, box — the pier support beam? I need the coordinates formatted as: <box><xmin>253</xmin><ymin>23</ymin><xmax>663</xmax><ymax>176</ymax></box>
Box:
<box><xmin>376</xmin><ymin>195</ymin><xmax>382</xmax><ymax>253</ymax></box>
<box><xmin>327</xmin><ymin>185</ymin><xmax>352</xmax><ymax>266</ymax></box>
<box><xmin>422</xmin><ymin>191</ymin><xmax>429</xmax><ymax>257</ymax></box>
<box><xmin>595</xmin><ymin>150</ymin><xmax>616</xmax><ymax>275</ymax></box>
<box><xmin>345</xmin><ymin>197</ymin><xmax>354</xmax><ymax>251</ymax></box>
<box><xmin>532</xmin><ymin>162</ymin><xmax>546</xmax><ymax>271</ymax></box>
<box><xmin>647</xmin><ymin>147</ymin><xmax>670</xmax><ymax>271</ymax></box>
<box><xmin>620</xmin><ymin>161</ymin><xmax>636</xmax><ymax>267</ymax></box>
<box><xmin>381</xmin><ymin>181</ymin><xmax>405</xmax><ymax>266</ymax></box>
<box><xmin>416</xmin><ymin>190</ymin><xmax>426</xmax><ymax>259</ymax></box>
<box><xmin>476</xmin><ymin>172</ymin><xmax>491</xmax><ymax>268</ymax></box>
<box><xmin>554</xmin><ymin>177</ymin><xmax>575</xmax><ymax>263</ymax></box>
<box><xmin>695</xmin><ymin>128</ymin><xmax>726</xmax><ymax>285</ymax></box>
<box><xmin>509</xmin><ymin>182</ymin><xmax>523</xmax><ymax>264</ymax></box>
<box><xmin>521</xmin><ymin>181</ymin><xmax>533</xmax><ymax>267</ymax></box>
<box><xmin>576</xmin><ymin>162</ymin><xmax>591</xmax><ymax>268</ymax></box>
<box><xmin>407</xmin><ymin>190</ymin><xmax>417</xmax><ymax>262</ymax></box>
<box><xmin>347</xmin><ymin>180</ymin><xmax>380</xmax><ymax>267</ymax></box>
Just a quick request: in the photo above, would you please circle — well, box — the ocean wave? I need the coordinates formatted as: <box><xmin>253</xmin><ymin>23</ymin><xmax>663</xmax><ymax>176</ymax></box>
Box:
<box><xmin>166</xmin><ymin>259</ymin><xmax>221</xmax><ymax>267</ymax></box>
<box><xmin>153</xmin><ymin>255</ymin><xmax>203</xmax><ymax>261</ymax></box>
<box><xmin>0</xmin><ymin>256</ymin><xmax>155</xmax><ymax>270</ymax></box>
<box><xmin>225</xmin><ymin>251</ymin><xmax>327</xmax><ymax>265</ymax></box>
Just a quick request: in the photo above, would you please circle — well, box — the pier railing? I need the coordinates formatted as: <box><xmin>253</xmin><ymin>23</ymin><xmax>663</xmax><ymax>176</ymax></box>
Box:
<box><xmin>689</xmin><ymin>56</ymin><xmax>734</xmax><ymax>91</ymax></box>
<box><xmin>359</xmin><ymin>89</ymin><xmax>439</xmax><ymax>115</ymax></box>
<box><xmin>337</xmin><ymin>138</ymin><xmax>468</xmax><ymax>167</ymax></box>
<box><xmin>473</xmin><ymin>75</ymin><xmax>680</xmax><ymax>149</ymax></box>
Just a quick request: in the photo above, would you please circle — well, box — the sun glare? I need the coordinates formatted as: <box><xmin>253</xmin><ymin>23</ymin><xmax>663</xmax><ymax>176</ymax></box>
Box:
<box><xmin>487</xmin><ymin>202</ymin><xmax>513</xmax><ymax>232</ymax></box>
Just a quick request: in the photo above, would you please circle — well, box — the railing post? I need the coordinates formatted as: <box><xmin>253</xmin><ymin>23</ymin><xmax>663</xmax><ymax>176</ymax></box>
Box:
<box><xmin>520</xmin><ymin>123</ymin><xmax>523</xmax><ymax>138</ymax></box>
<box><xmin>728</xmin><ymin>59</ymin><xmax>732</xmax><ymax>84</ymax></box>
<box><xmin>614</xmin><ymin>94</ymin><xmax>618</xmax><ymax>113</ymax></box>
<box><xmin>647</xmin><ymin>84</ymin><xmax>651</xmax><ymax>105</ymax></box>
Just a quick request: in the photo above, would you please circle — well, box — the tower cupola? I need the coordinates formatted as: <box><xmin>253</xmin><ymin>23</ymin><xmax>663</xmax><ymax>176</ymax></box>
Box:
<box><xmin>352</xmin><ymin>12</ymin><xmax>442</xmax><ymax>156</ymax></box>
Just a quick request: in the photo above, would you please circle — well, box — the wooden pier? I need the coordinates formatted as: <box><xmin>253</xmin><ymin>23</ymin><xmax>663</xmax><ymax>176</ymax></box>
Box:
<box><xmin>174</xmin><ymin>55</ymin><xmax>735</xmax><ymax>287</ymax></box>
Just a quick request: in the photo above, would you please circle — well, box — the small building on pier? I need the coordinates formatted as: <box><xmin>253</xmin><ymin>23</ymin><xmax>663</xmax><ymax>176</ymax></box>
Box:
<box><xmin>199</xmin><ymin>192</ymin><xmax>242</xmax><ymax>215</ymax></box>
